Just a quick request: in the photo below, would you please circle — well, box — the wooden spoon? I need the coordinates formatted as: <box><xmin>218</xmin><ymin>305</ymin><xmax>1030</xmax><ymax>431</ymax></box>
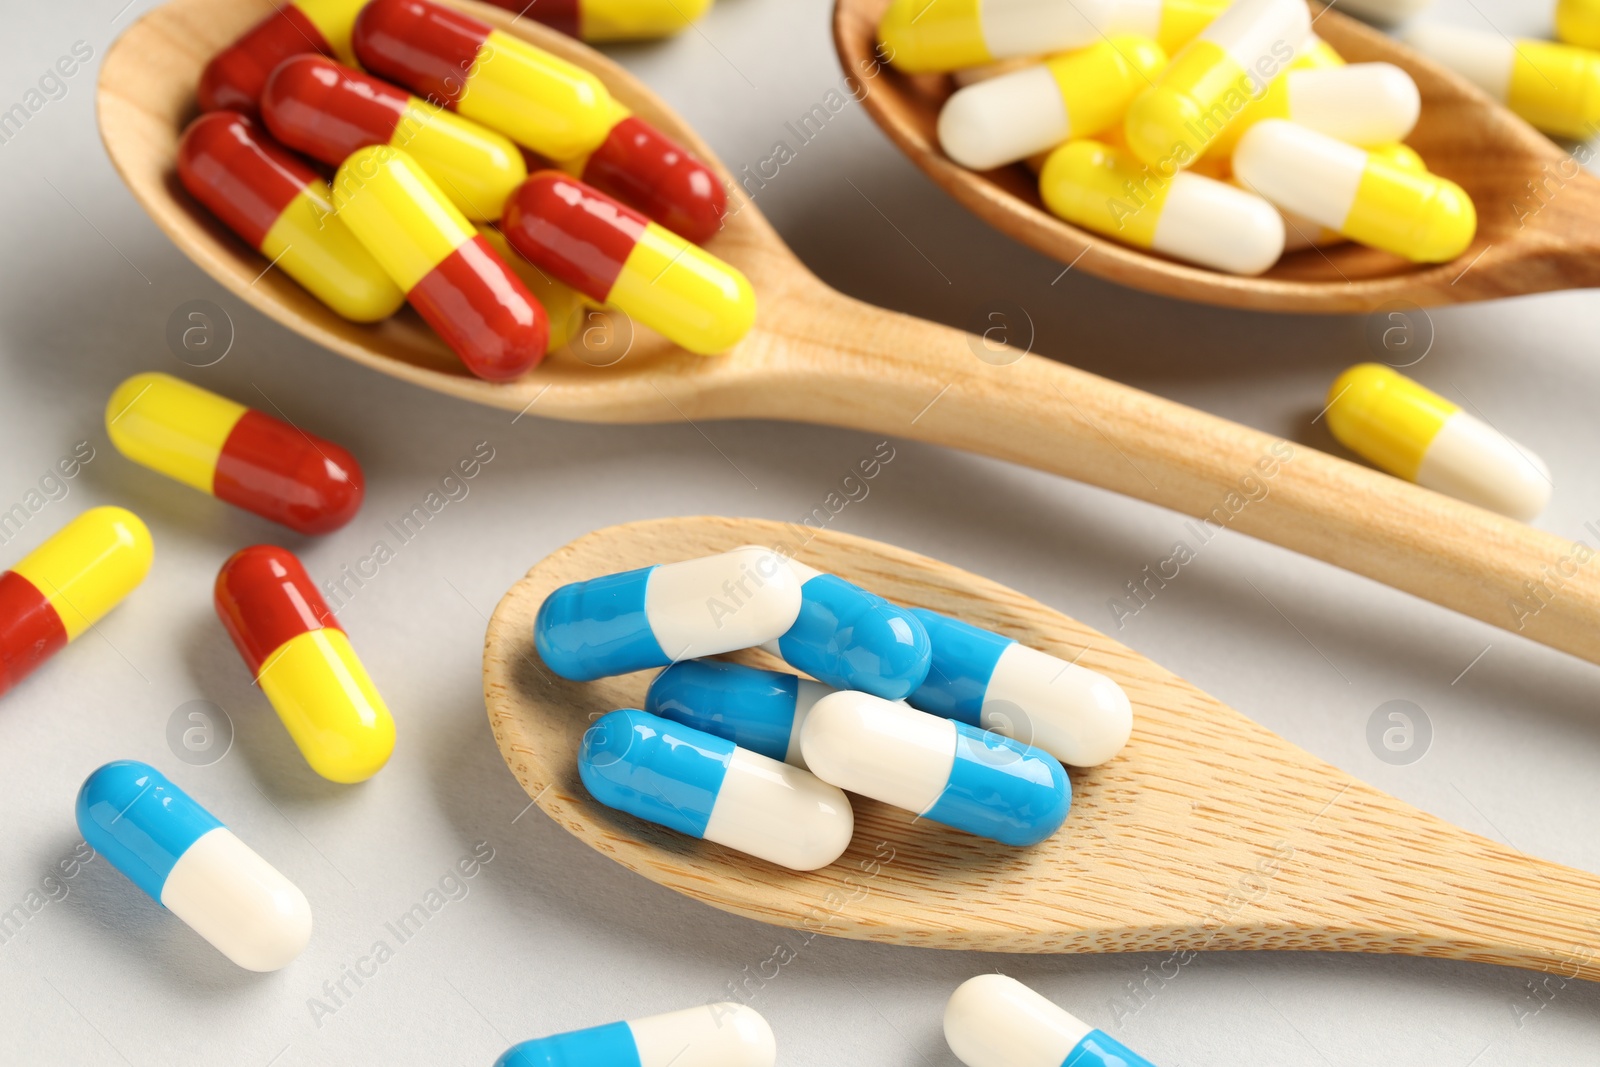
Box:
<box><xmin>100</xmin><ymin>0</ymin><xmax>1600</xmax><ymax>670</ymax></box>
<box><xmin>485</xmin><ymin>516</ymin><xmax>1600</xmax><ymax>977</ymax></box>
<box><xmin>833</xmin><ymin>0</ymin><xmax>1600</xmax><ymax>312</ymax></box>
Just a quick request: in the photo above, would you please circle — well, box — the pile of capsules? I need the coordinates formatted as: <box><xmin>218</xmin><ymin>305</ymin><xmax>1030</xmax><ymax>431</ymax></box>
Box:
<box><xmin>180</xmin><ymin>0</ymin><xmax>755</xmax><ymax>382</ymax></box>
<box><xmin>534</xmin><ymin>545</ymin><xmax>1135</xmax><ymax>870</ymax></box>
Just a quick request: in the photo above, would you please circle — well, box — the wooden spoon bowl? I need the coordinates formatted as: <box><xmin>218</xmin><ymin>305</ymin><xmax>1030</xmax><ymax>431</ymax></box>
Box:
<box><xmin>833</xmin><ymin>0</ymin><xmax>1600</xmax><ymax>311</ymax></box>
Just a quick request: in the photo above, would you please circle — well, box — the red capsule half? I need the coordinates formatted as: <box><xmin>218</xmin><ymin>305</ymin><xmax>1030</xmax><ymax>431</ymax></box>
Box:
<box><xmin>198</xmin><ymin>0</ymin><xmax>367</xmax><ymax>114</ymax></box>
<box><xmin>569</xmin><ymin>109</ymin><xmax>727</xmax><ymax>244</ymax></box>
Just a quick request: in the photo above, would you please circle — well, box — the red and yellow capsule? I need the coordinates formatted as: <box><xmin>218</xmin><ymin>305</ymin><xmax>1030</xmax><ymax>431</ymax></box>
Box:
<box><xmin>0</xmin><ymin>508</ymin><xmax>152</xmax><ymax>698</ymax></box>
<box><xmin>477</xmin><ymin>225</ymin><xmax>586</xmax><ymax>354</ymax></box>
<box><xmin>478</xmin><ymin>0</ymin><xmax>714</xmax><ymax>41</ymax></box>
<box><xmin>502</xmin><ymin>172</ymin><xmax>754</xmax><ymax>355</ymax></box>
<box><xmin>262</xmin><ymin>56</ymin><xmax>527</xmax><ymax>221</ymax></box>
<box><xmin>177</xmin><ymin>112</ymin><xmax>405</xmax><ymax>323</ymax></box>
<box><xmin>199</xmin><ymin>0</ymin><xmax>368</xmax><ymax>114</ymax></box>
<box><xmin>106</xmin><ymin>373</ymin><xmax>364</xmax><ymax>536</ymax></box>
<box><xmin>332</xmin><ymin>146</ymin><xmax>548</xmax><ymax>380</ymax></box>
<box><xmin>215</xmin><ymin>546</ymin><xmax>394</xmax><ymax>783</ymax></box>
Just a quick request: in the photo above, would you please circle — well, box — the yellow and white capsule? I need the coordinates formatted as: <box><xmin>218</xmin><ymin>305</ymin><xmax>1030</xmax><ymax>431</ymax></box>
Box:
<box><xmin>1326</xmin><ymin>364</ymin><xmax>1551</xmax><ymax>521</ymax></box>
<box><xmin>1337</xmin><ymin>0</ymin><xmax>1436</xmax><ymax>26</ymax></box>
<box><xmin>1206</xmin><ymin>62</ymin><xmax>1421</xmax><ymax>158</ymax></box>
<box><xmin>1557</xmin><ymin>0</ymin><xmax>1600</xmax><ymax>50</ymax></box>
<box><xmin>1402</xmin><ymin>22</ymin><xmax>1600</xmax><ymax>140</ymax></box>
<box><xmin>1098</xmin><ymin>0</ymin><xmax>1231</xmax><ymax>53</ymax></box>
<box><xmin>1271</xmin><ymin>142</ymin><xmax>1427</xmax><ymax>251</ymax></box>
<box><xmin>1297</xmin><ymin>34</ymin><xmax>1345</xmax><ymax>71</ymax></box>
<box><xmin>877</xmin><ymin>0</ymin><xmax>1117</xmax><ymax>74</ymax></box>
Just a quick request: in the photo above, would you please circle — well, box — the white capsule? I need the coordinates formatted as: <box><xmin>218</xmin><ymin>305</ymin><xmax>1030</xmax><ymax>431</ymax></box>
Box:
<box><xmin>496</xmin><ymin>1003</ymin><xmax>777</xmax><ymax>1067</ymax></box>
<box><xmin>1285</xmin><ymin>64</ymin><xmax>1420</xmax><ymax>145</ymax></box>
<box><xmin>1401</xmin><ymin>23</ymin><xmax>1512</xmax><ymax>99</ymax></box>
<box><xmin>945</xmin><ymin>974</ymin><xmax>1162</xmax><ymax>1067</ymax></box>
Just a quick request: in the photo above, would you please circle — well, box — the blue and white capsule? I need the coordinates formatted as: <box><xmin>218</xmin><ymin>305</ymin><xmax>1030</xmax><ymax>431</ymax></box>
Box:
<box><xmin>497</xmin><ymin>1003</ymin><xmax>776</xmax><ymax>1067</ymax></box>
<box><xmin>908</xmin><ymin>608</ymin><xmax>1132</xmax><ymax>768</ymax></box>
<box><xmin>757</xmin><ymin>556</ymin><xmax>931</xmax><ymax>700</ymax></box>
<box><xmin>536</xmin><ymin>547</ymin><xmax>802</xmax><ymax>681</ymax></box>
<box><xmin>580</xmin><ymin>709</ymin><xmax>854</xmax><ymax>870</ymax></box>
<box><xmin>945</xmin><ymin>974</ymin><xmax>1160</xmax><ymax>1067</ymax></box>
<box><xmin>801</xmin><ymin>691</ymin><xmax>1070</xmax><ymax>846</ymax></box>
<box><xmin>75</xmin><ymin>760</ymin><xmax>312</xmax><ymax>971</ymax></box>
<box><xmin>646</xmin><ymin>658</ymin><xmax>833</xmax><ymax>769</ymax></box>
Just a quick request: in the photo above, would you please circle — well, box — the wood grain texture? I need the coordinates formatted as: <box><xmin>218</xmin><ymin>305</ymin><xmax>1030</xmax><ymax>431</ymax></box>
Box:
<box><xmin>484</xmin><ymin>517</ymin><xmax>1600</xmax><ymax>976</ymax></box>
<box><xmin>834</xmin><ymin>0</ymin><xmax>1600</xmax><ymax>311</ymax></box>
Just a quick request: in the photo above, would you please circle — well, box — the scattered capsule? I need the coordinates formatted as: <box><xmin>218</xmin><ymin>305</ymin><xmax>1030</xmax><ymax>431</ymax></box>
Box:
<box><xmin>1325</xmin><ymin>364</ymin><xmax>1551</xmax><ymax>522</ymax></box>
<box><xmin>535</xmin><ymin>547</ymin><xmax>801</xmax><ymax>681</ymax></box>
<box><xmin>477</xmin><ymin>0</ymin><xmax>717</xmax><ymax>42</ymax></box>
<box><xmin>877</xmin><ymin>0</ymin><xmax>1115</xmax><ymax>73</ymax></box>
<box><xmin>1099</xmin><ymin>0</ymin><xmax>1231</xmax><ymax>54</ymax></box>
<box><xmin>0</xmin><ymin>508</ymin><xmax>151</xmax><ymax>698</ymax></box>
<box><xmin>1039</xmin><ymin>139</ymin><xmax>1285</xmax><ymax>275</ymax></box>
<box><xmin>76</xmin><ymin>761</ymin><xmax>312</xmax><ymax>971</ymax></box>
<box><xmin>215</xmin><ymin>545</ymin><xmax>395</xmax><ymax>783</ymax></box>
<box><xmin>1205</xmin><ymin>62</ymin><xmax>1421</xmax><ymax>158</ymax></box>
<box><xmin>177</xmin><ymin>112</ymin><xmax>405</xmax><ymax>323</ymax></box>
<box><xmin>497</xmin><ymin>1004</ymin><xmax>773</xmax><ymax>1067</ymax></box>
<box><xmin>1557</xmin><ymin>0</ymin><xmax>1600</xmax><ymax>51</ymax></box>
<box><xmin>646</xmin><ymin>658</ymin><xmax>834</xmax><ymax>768</ymax></box>
<box><xmin>502</xmin><ymin>172</ymin><xmax>756</xmax><ymax>355</ymax></box>
<box><xmin>580</xmin><ymin>709</ymin><xmax>854</xmax><ymax>870</ymax></box>
<box><xmin>945</xmin><ymin>974</ymin><xmax>1160</xmax><ymax>1067</ymax></box>
<box><xmin>332</xmin><ymin>146</ymin><xmax>547</xmax><ymax>380</ymax></box>
<box><xmin>1234</xmin><ymin>120</ymin><xmax>1475</xmax><ymax>263</ymax></box>
<box><xmin>106</xmin><ymin>373</ymin><xmax>362</xmax><ymax>535</ymax></box>
<box><xmin>801</xmin><ymin>691</ymin><xmax>1070</xmax><ymax>846</ymax></box>
<box><xmin>198</xmin><ymin>0</ymin><xmax>365</xmax><ymax>113</ymax></box>
<box><xmin>477</xmin><ymin>225</ymin><xmax>586</xmax><ymax>354</ymax></box>
<box><xmin>1123</xmin><ymin>0</ymin><xmax>1311</xmax><ymax>168</ymax></box>
<box><xmin>938</xmin><ymin>36</ymin><xmax>1168</xmax><ymax>171</ymax></box>
<box><xmin>1337</xmin><ymin>0</ymin><xmax>1435</xmax><ymax>26</ymax></box>
<box><xmin>262</xmin><ymin>56</ymin><xmax>526</xmax><ymax>221</ymax></box>
<box><xmin>1402</xmin><ymin>23</ymin><xmax>1600</xmax><ymax>140</ymax></box>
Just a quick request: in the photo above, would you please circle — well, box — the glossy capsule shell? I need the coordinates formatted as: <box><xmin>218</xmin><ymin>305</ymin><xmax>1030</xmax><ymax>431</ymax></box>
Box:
<box><xmin>106</xmin><ymin>373</ymin><xmax>363</xmax><ymax>535</ymax></box>
<box><xmin>262</xmin><ymin>55</ymin><xmax>526</xmax><ymax>221</ymax></box>
<box><xmin>945</xmin><ymin>974</ymin><xmax>1159</xmax><ymax>1067</ymax></box>
<box><xmin>1040</xmin><ymin>140</ymin><xmax>1284</xmax><ymax>275</ymax></box>
<box><xmin>0</xmin><ymin>507</ymin><xmax>152</xmax><ymax>697</ymax></box>
<box><xmin>1402</xmin><ymin>23</ymin><xmax>1600</xmax><ymax>140</ymax></box>
<box><xmin>502</xmin><ymin>172</ymin><xmax>755</xmax><ymax>354</ymax></box>
<box><xmin>1204</xmin><ymin>62</ymin><xmax>1420</xmax><ymax>158</ymax></box>
<box><xmin>498</xmin><ymin>1004</ymin><xmax>772</xmax><ymax>1067</ymax></box>
<box><xmin>198</xmin><ymin>0</ymin><xmax>366</xmax><ymax>113</ymax></box>
<box><xmin>215</xmin><ymin>546</ymin><xmax>395</xmax><ymax>782</ymax></box>
<box><xmin>536</xmin><ymin>546</ymin><xmax>801</xmax><ymax>680</ymax></box>
<box><xmin>877</xmin><ymin>0</ymin><xmax>1115</xmax><ymax>73</ymax></box>
<box><xmin>801</xmin><ymin>691</ymin><xmax>1071</xmax><ymax>846</ymax></box>
<box><xmin>333</xmin><ymin>146</ymin><xmax>548</xmax><ymax>380</ymax></box>
<box><xmin>1234</xmin><ymin>120</ymin><xmax>1475</xmax><ymax>263</ymax></box>
<box><xmin>478</xmin><ymin>0</ymin><xmax>716</xmax><ymax>42</ymax></box>
<box><xmin>1558</xmin><ymin>0</ymin><xmax>1600</xmax><ymax>50</ymax></box>
<box><xmin>477</xmin><ymin>225</ymin><xmax>587</xmax><ymax>353</ymax></box>
<box><xmin>1326</xmin><ymin>364</ymin><xmax>1551</xmax><ymax>522</ymax></box>
<box><xmin>1100</xmin><ymin>0</ymin><xmax>1231</xmax><ymax>53</ymax></box>
<box><xmin>938</xmin><ymin>36</ymin><xmax>1167</xmax><ymax>171</ymax></box>
<box><xmin>646</xmin><ymin>658</ymin><xmax>834</xmax><ymax>768</ymax></box>
<box><xmin>1273</xmin><ymin>142</ymin><xmax>1425</xmax><ymax>252</ymax></box>
<box><xmin>77</xmin><ymin>761</ymin><xmax>312</xmax><ymax>971</ymax></box>
<box><xmin>580</xmin><ymin>709</ymin><xmax>854</xmax><ymax>870</ymax></box>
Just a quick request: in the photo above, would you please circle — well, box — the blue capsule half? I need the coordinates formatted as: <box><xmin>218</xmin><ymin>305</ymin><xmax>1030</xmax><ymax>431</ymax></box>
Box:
<box><xmin>77</xmin><ymin>759</ymin><xmax>222</xmax><ymax>902</ymax></box>
<box><xmin>646</xmin><ymin>658</ymin><xmax>832</xmax><ymax>767</ymax></box>
<box><xmin>497</xmin><ymin>1003</ymin><xmax>777</xmax><ymax>1067</ymax></box>
<box><xmin>768</xmin><ymin>562</ymin><xmax>930</xmax><ymax>699</ymax></box>
<box><xmin>905</xmin><ymin>607</ymin><xmax>1010</xmax><ymax>726</ymax></box>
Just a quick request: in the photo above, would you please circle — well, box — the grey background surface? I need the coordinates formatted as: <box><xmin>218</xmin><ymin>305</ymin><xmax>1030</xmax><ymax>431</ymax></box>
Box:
<box><xmin>2</xmin><ymin>0</ymin><xmax>1597</xmax><ymax>1063</ymax></box>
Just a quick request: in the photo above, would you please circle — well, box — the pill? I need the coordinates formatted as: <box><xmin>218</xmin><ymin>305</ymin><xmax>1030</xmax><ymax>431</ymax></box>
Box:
<box><xmin>1233</xmin><ymin>120</ymin><xmax>1475</xmax><ymax>263</ymax></box>
<box><xmin>877</xmin><ymin>0</ymin><xmax>1115</xmax><ymax>73</ymax></box>
<box><xmin>1336</xmin><ymin>0</ymin><xmax>1435</xmax><ymax>26</ymax></box>
<box><xmin>1273</xmin><ymin>142</ymin><xmax>1425</xmax><ymax>252</ymax></box>
<box><xmin>198</xmin><ymin>0</ymin><xmax>365</xmax><ymax>113</ymax></box>
<box><xmin>105</xmin><ymin>373</ymin><xmax>363</xmax><ymax>535</ymax></box>
<box><xmin>76</xmin><ymin>760</ymin><xmax>312</xmax><ymax>971</ymax></box>
<box><xmin>1298</xmin><ymin>34</ymin><xmax>1345</xmax><ymax>70</ymax></box>
<box><xmin>0</xmin><ymin>507</ymin><xmax>152</xmax><ymax>698</ymax></box>
<box><xmin>580</xmin><ymin>709</ymin><xmax>854</xmax><ymax>870</ymax></box>
<box><xmin>1401</xmin><ymin>22</ymin><xmax>1600</xmax><ymax>141</ymax></box>
<box><xmin>1123</xmin><ymin>0</ymin><xmax>1311</xmax><ymax>168</ymax></box>
<box><xmin>938</xmin><ymin>36</ymin><xmax>1168</xmax><ymax>171</ymax></box>
<box><xmin>261</xmin><ymin>56</ymin><xmax>526</xmax><ymax>221</ymax></box>
<box><xmin>215</xmin><ymin>545</ymin><xmax>395</xmax><ymax>783</ymax></box>
<box><xmin>497</xmin><ymin>1003</ymin><xmax>774</xmax><ymax>1067</ymax></box>
<box><xmin>945</xmin><ymin>974</ymin><xmax>1159</xmax><ymax>1067</ymax></box>
<box><xmin>477</xmin><ymin>224</ymin><xmax>586</xmax><ymax>354</ymax></box>
<box><xmin>177</xmin><ymin>112</ymin><xmax>406</xmax><ymax>323</ymax></box>
<box><xmin>535</xmin><ymin>546</ymin><xmax>801</xmax><ymax>680</ymax></box>
<box><xmin>1099</xmin><ymin>0</ymin><xmax>1230</xmax><ymax>53</ymax></box>
<box><xmin>1205</xmin><ymin>62</ymin><xmax>1421</xmax><ymax>158</ymax></box>
<box><xmin>477</xmin><ymin>0</ymin><xmax>716</xmax><ymax>41</ymax></box>
<box><xmin>1325</xmin><ymin>364</ymin><xmax>1551</xmax><ymax>522</ymax></box>
<box><xmin>1039</xmin><ymin>139</ymin><xmax>1285</xmax><ymax>275</ymax></box>
<box><xmin>332</xmin><ymin>145</ymin><xmax>548</xmax><ymax>380</ymax></box>
<box><xmin>801</xmin><ymin>691</ymin><xmax>1070</xmax><ymax>846</ymax></box>
<box><xmin>1558</xmin><ymin>0</ymin><xmax>1600</xmax><ymax>50</ymax></box>
<box><xmin>646</xmin><ymin>658</ymin><xmax>833</xmax><ymax>768</ymax></box>
<box><xmin>501</xmin><ymin>172</ymin><xmax>756</xmax><ymax>355</ymax></box>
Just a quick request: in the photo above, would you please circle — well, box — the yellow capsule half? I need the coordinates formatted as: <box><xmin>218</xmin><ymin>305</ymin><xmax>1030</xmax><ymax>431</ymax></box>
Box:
<box><xmin>11</xmin><ymin>507</ymin><xmax>153</xmax><ymax>641</ymax></box>
<box><xmin>1557</xmin><ymin>0</ymin><xmax>1600</xmax><ymax>50</ymax></box>
<box><xmin>609</xmin><ymin>222</ymin><xmax>757</xmax><ymax>355</ymax></box>
<box><xmin>259</xmin><ymin>629</ymin><xmax>395</xmax><ymax>784</ymax></box>
<box><xmin>1404</xmin><ymin>23</ymin><xmax>1600</xmax><ymax>140</ymax></box>
<box><xmin>576</xmin><ymin>0</ymin><xmax>714</xmax><ymax>40</ymax></box>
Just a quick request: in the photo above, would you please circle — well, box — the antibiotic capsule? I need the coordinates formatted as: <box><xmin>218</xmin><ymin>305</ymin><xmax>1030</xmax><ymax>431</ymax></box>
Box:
<box><xmin>502</xmin><ymin>172</ymin><xmax>755</xmax><ymax>355</ymax></box>
<box><xmin>938</xmin><ymin>36</ymin><xmax>1168</xmax><ymax>171</ymax></box>
<box><xmin>1233</xmin><ymin>120</ymin><xmax>1475</xmax><ymax>263</ymax></box>
<box><xmin>261</xmin><ymin>55</ymin><xmax>526</xmax><ymax>220</ymax></box>
<box><xmin>0</xmin><ymin>507</ymin><xmax>151</xmax><ymax>698</ymax></box>
<box><xmin>1325</xmin><ymin>364</ymin><xmax>1551</xmax><ymax>522</ymax></box>
<box><xmin>801</xmin><ymin>691</ymin><xmax>1070</xmax><ymax>846</ymax></box>
<box><xmin>1100</xmin><ymin>0</ymin><xmax>1231</xmax><ymax>53</ymax></box>
<box><xmin>477</xmin><ymin>0</ymin><xmax>716</xmax><ymax>42</ymax></box>
<box><xmin>876</xmin><ymin>0</ymin><xmax>1115</xmax><ymax>73</ymax></box>
<box><xmin>945</xmin><ymin>974</ymin><xmax>1160</xmax><ymax>1067</ymax></box>
<box><xmin>908</xmin><ymin>609</ymin><xmax>1132</xmax><ymax>768</ymax></box>
<box><xmin>77</xmin><ymin>761</ymin><xmax>312</xmax><ymax>971</ymax></box>
<box><xmin>535</xmin><ymin>547</ymin><xmax>801</xmax><ymax>681</ymax></box>
<box><xmin>1205</xmin><ymin>62</ymin><xmax>1421</xmax><ymax>159</ymax></box>
<box><xmin>498</xmin><ymin>1004</ymin><xmax>773</xmax><ymax>1067</ymax></box>
<box><xmin>332</xmin><ymin>146</ymin><xmax>548</xmax><ymax>380</ymax></box>
<box><xmin>215</xmin><ymin>545</ymin><xmax>395</xmax><ymax>783</ymax></box>
<box><xmin>477</xmin><ymin>225</ymin><xmax>587</xmax><ymax>354</ymax></box>
<box><xmin>580</xmin><ymin>709</ymin><xmax>854</xmax><ymax>870</ymax></box>
<box><xmin>1039</xmin><ymin>140</ymin><xmax>1285</xmax><ymax>275</ymax></box>
<box><xmin>1402</xmin><ymin>23</ymin><xmax>1600</xmax><ymax>140</ymax></box>
<box><xmin>106</xmin><ymin>373</ymin><xmax>363</xmax><ymax>535</ymax></box>
<box><xmin>646</xmin><ymin>658</ymin><xmax>834</xmax><ymax>768</ymax></box>
<box><xmin>1558</xmin><ymin>0</ymin><xmax>1600</xmax><ymax>50</ymax></box>
<box><xmin>198</xmin><ymin>0</ymin><xmax>365</xmax><ymax>113</ymax></box>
